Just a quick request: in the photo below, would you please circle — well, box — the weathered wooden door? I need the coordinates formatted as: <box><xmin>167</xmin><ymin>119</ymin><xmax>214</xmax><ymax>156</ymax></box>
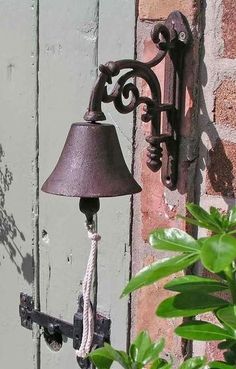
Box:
<box><xmin>0</xmin><ymin>1</ymin><xmax>135</xmax><ymax>368</ymax></box>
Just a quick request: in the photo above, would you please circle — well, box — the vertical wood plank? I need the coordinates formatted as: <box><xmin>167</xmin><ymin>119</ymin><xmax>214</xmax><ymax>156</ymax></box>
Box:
<box><xmin>0</xmin><ymin>0</ymin><xmax>39</xmax><ymax>368</ymax></box>
<box><xmin>39</xmin><ymin>1</ymin><xmax>99</xmax><ymax>367</ymax></box>
<box><xmin>97</xmin><ymin>0</ymin><xmax>136</xmax><ymax>350</ymax></box>
<box><xmin>0</xmin><ymin>0</ymin><xmax>136</xmax><ymax>367</ymax></box>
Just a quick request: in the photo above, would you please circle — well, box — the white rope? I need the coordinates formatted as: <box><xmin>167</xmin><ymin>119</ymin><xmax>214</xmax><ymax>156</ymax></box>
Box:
<box><xmin>76</xmin><ymin>225</ymin><xmax>101</xmax><ymax>359</ymax></box>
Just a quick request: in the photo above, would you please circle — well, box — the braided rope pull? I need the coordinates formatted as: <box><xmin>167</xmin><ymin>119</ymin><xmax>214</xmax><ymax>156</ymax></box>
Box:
<box><xmin>76</xmin><ymin>223</ymin><xmax>101</xmax><ymax>359</ymax></box>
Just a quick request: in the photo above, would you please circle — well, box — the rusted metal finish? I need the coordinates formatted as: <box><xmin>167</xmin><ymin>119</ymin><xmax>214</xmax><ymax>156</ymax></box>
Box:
<box><xmin>42</xmin><ymin>11</ymin><xmax>191</xmax><ymax>197</ymax></box>
<box><xmin>160</xmin><ymin>12</ymin><xmax>191</xmax><ymax>190</ymax></box>
<box><xmin>79</xmin><ymin>197</ymin><xmax>100</xmax><ymax>225</ymax></box>
<box><xmin>41</xmin><ymin>122</ymin><xmax>141</xmax><ymax>197</ymax></box>
<box><xmin>84</xmin><ymin>11</ymin><xmax>191</xmax><ymax>188</ymax></box>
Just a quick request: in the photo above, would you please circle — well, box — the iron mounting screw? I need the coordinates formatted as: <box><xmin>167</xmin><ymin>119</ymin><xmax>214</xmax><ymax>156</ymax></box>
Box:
<box><xmin>20</xmin><ymin>307</ymin><xmax>26</xmax><ymax>317</ymax></box>
<box><xmin>21</xmin><ymin>294</ymin><xmax>26</xmax><ymax>303</ymax></box>
<box><xmin>47</xmin><ymin>323</ymin><xmax>56</xmax><ymax>335</ymax></box>
<box><xmin>47</xmin><ymin>323</ymin><xmax>60</xmax><ymax>335</ymax></box>
<box><xmin>179</xmin><ymin>31</ymin><xmax>186</xmax><ymax>41</ymax></box>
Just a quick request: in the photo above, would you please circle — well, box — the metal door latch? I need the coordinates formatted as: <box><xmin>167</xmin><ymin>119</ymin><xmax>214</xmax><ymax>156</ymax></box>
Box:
<box><xmin>19</xmin><ymin>293</ymin><xmax>111</xmax><ymax>356</ymax></box>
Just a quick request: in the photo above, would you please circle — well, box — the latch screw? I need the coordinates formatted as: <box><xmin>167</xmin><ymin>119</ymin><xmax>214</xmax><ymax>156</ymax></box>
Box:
<box><xmin>47</xmin><ymin>323</ymin><xmax>60</xmax><ymax>335</ymax></box>
<box><xmin>179</xmin><ymin>31</ymin><xmax>186</xmax><ymax>41</ymax></box>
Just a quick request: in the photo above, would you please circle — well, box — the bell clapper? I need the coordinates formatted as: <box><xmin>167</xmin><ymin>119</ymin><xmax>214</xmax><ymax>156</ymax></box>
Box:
<box><xmin>79</xmin><ymin>197</ymin><xmax>100</xmax><ymax>227</ymax></box>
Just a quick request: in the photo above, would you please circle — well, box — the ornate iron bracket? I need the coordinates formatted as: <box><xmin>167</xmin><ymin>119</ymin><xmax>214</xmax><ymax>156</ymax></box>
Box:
<box><xmin>84</xmin><ymin>11</ymin><xmax>191</xmax><ymax>190</ymax></box>
<box><xmin>19</xmin><ymin>293</ymin><xmax>110</xmax><ymax>368</ymax></box>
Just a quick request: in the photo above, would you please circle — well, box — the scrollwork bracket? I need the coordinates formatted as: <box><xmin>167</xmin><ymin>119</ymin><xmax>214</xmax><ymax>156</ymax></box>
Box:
<box><xmin>84</xmin><ymin>11</ymin><xmax>191</xmax><ymax>190</ymax></box>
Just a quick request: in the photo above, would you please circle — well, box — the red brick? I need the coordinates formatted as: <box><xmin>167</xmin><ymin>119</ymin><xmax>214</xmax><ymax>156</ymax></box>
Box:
<box><xmin>138</xmin><ymin>0</ymin><xmax>197</xmax><ymax>21</ymax></box>
<box><xmin>133</xmin><ymin>0</ymin><xmax>201</xmax><ymax>361</ymax></box>
<box><xmin>206</xmin><ymin>139</ymin><xmax>236</xmax><ymax>197</ymax></box>
<box><xmin>222</xmin><ymin>0</ymin><xmax>236</xmax><ymax>58</ymax></box>
<box><xmin>206</xmin><ymin>341</ymin><xmax>224</xmax><ymax>361</ymax></box>
<box><xmin>138</xmin><ymin>32</ymin><xmax>193</xmax><ymax>240</ymax></box>
<box><xmin>139</xmin><ymin>36</ymin><xmax>181</xmax><ymax>240</ymax></box>
<box><xmin>214</xmin><ymin>79</ymin><xmax>236</xmax><ymax>127</ymax></box>
<box><xmin>140</xmin><ymin>150</ymin><xmax>182</xmax><ymax>240</ymax></box>
<box><xmin>197</xmin><ymin>312</ymin><xmax>225</xmax><ymax>361</ymax></box>
<box><xmin>133</xmin><ymin>256</ymin><xmax>183</xmax><ymax>362</ymax></box>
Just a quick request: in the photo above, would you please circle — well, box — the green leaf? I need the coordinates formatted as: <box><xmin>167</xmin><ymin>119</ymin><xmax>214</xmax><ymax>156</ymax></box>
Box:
<box><xmin>151</xmin><ymin>359</ymin><xmax>172</xmax><ymax>369</ymax></box>
<box><xmin>210</xmin><ymin>207</ymin><xmax>223</xmax><ymax>221</ymax></box>
<box><xmin>178</xmin><ymin>356</ymin><xmax>206</xmax><ymax>369</ymax></box>
<box><xmin>198</xmin><ymin>237</ymin><xmax>208</xmax><ymax>246</ymax></box>
<box><xmin>129</xmin><ymin>344</ymin><xmax>138</xmax><ymax>363</ymax></box>
<box><xmin>149</xmin><ymin>228</ymin><xmax>200</xmax><ymax>253</ymax></box>
<box><xmin>150</xmin><ymin>358</ymin><xmax>171</xmax><ymax>369</ymax></box>
<box><xmin>186</xmin><ymin>204</ymin><xmax>216</xmax><ymax>224</ymax></box>
<box><xmin>175</xmin><ymin>321</ymin><xmax>235</xmax><ymax>341</ymax></box>
<box><xmin>142</xmin><ymin>339</ymin><xmax>165</xmax><ymax>365</ymax></box>
<box><xmin>208</xmin><ymin>361</ymin><xmax>236</xmax><ymax>369</ymax></box>
<box><xmin>186</xmin><ymin>203</ymin><xmax>222</xmax><ymax>232</ymax></box>
<box><xmin>180</xmin><ymin>205</ymin><xmax>236</xmax><ymax>233</ymax></box>
<box><xmin>121</xmin><ymin>253</ymin><xmax>199</xmax><ymax>296</ymax></box>
<box><xmin>217</xmin><ymin>306</ymin><xmax>236</xmax><ymax>330</ymax></box>
<box><xmin>229</xmin><ymin>207</ymin><xmax>236</xmax><ymax>226</ymax></box>
<box><xmin>89</xmin><ymin>347</ymin><xmax>114</xmax><ymax>369</ymax></box>
<box><xmin>93</xmin><ymin>344</ymin><xmax>130</xmax><ymax>369</ymax></box>
<box><xmin>129</xmin><ymin>332</ymin><xmax>165</xmax><ymax>368</ymax></box>
<box><xmin>164</xmin><ymin>275</ymin><xmax>228</xmax><ymax>293</ymax></box>
<box><xmin>130</xmin><ymin>331</ymin><xmax>151</xmax><ymax>363</ymax></box>
<box><xmin>218</xmin><ymin>340</ymin><xmax>236</xmax><ymax>350</ymax></box>
<box><xmin>156</xmin><ymin>292</ymin><xmax>228</xmax><ymax>318</ymax></box>
<box><xmin>209</xmin><ymin>207</ymin><xmax>229</xmax><ymax>230</ymax></box>
<box><xmin>132</xmin><ymin>331</ymin><xmax>151</xmax><ymax>348</ymax></box>
<box><xmin>224</xmin><ymin>350</ymin><xmax>236</xmax><ymax>365</ymax></box>
<box><xmin>177</xmin><ymin>215</ymin><xmax>205</xmax><ymax>228</ymax></box>
<box><xmin>200</xmin><ymin>234</ymin><xmax>236</xmax><ymax>272</ymax></box>
<box><xmin>158</xmin><ymin>363</ymin><xmax>172</xmax><ymax>369</ymax></box>
<box><xmin>129</xmin><ymin>333</ymin><xmax>165</xmax><ymax>368</ymax></box>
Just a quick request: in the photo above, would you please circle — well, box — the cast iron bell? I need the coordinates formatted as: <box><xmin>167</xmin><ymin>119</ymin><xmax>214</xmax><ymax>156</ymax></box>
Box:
<box><xmin>42</xmin><ymin>122</ymin><xmax>141</xmax><ymax>198</ymax></box>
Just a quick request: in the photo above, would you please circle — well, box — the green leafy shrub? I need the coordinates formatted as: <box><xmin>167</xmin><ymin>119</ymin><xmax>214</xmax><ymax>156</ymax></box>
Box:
<box><xmin>90</xmin><ymin>204</ymin><xmax>236</xmax><ymax>368</ymax></box>
<box><xmin>89</xmin><ymin>330</ymin><xmax>235</xmax><ymax>369</ymax></box>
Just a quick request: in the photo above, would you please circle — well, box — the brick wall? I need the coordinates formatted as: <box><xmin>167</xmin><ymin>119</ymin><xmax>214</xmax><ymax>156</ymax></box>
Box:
<box><xmin>131</xmin><ymin>0</ymin><xmax>202</xmax><ymax>363</ymax></box>
<box><xmin>193</xmin><ymin>0</ymin><xmax>236</xmax><ymax>359</ymax></box>
<box><xmin>132</xmin><ymin>0</ymin><xmax>236</xmax><ymax>362</ymax></box>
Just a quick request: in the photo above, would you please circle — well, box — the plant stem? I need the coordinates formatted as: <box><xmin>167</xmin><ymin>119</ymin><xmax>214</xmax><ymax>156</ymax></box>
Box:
<box><xmin>227</xmin><ymin>230</ymin><xmax>236</xmax><ymax>235</ymax></box>
<box><xmin>225</xmin><ymin>266</ymin><xmax>236</xmax><ymax>304</ymax></box>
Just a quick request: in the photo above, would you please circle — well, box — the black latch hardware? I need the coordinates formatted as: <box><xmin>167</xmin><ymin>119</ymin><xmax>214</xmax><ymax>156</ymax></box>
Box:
<box><xmin>19</xmin><ymin>293</ymin><xmax>111</xmax><ymax>355</ymax></box>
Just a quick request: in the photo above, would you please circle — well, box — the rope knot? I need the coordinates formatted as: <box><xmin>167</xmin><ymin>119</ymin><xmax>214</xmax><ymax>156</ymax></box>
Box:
<box><xmin>88</xmin><ymin>232</ymin><xmax>101</xmax><ymax>242</ymax></box>
<box><xmin>76</xmin><ymin>226</ymin><xmax>101</xmax><ymax>359</ymax></box>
